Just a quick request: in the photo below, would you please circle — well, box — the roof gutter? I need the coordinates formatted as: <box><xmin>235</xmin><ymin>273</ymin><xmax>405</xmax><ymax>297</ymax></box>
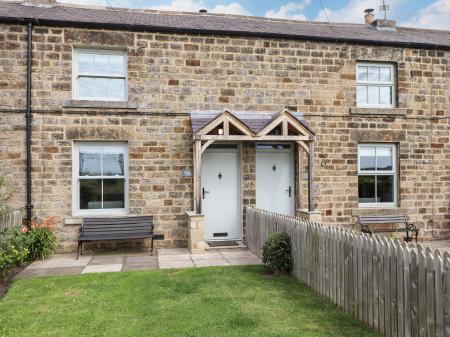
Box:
<box><xmin>25</xmin><ymin>21</ymin><xmax>33</xmax><ymax>226</ymax></box>
<box><xmin>0</xmin><ymin>16</ymin><xmax>448</xmax><ymax>51</ymax></box>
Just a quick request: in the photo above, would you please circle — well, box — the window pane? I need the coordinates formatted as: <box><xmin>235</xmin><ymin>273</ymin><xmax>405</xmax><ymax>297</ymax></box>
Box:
<box><xmin>94</xmin><ymin>78</ymin><xmax>109</xmax><ymax>98</ymax></box>
<box><xmin>380</xmin><ymin>67</ymin><xmax>391</xmax><ymax>82</ymax></box>
<box><xmin>377</xmin><ymin>175</ymin><xmax>394</xmax><ymax>203</ymax></box>
<box><xmin>368</xmin><ymin>67</ymin><xmax>380</xmax><ymax>81</ymax></box>
<box><xmin>358</xmin><ymin>176</ymin><xmax>376</xmax><ymax>203</ymax></box>
<box><xmin>103</xmin><ymin>179</ymin><xmax>125</xmax><ymax>209</ymax></box>
<box><xmin>357</xmin><ymin>66</ymin><xmax>368</xmax><ymax>81</ymax></box>
<box><xmin>103</xmin><ymin>151</ymin><xmax>125</xmax><ymax>176</ymax></box>
<box><xmin>78</xmin><ymin>53</ymin><xmax>96</xmax><ymax>73</ymax></box>
<box><xmin>376</xmin><ymin>146</ymin><xmax>393</xmax><ymax>171</ymax></box>
<box><xmin>368</xmin><ymin>86</ymin><xmax>379</xmax><ymax>105</ymax></box>
<box><xmin>80</xmin><ymin>179</ymin><xmax>102</xmax><ymax>209</ymax></box>
<box><xmin>357</xmin><ymin>85</ymin><xmax>367</xmax><ymax>105</ymax></box>
<box><xmin>359</xmin><ymin>146</ymin><xmax>376</xmax><ymax>171</ymax></box>
<box><xmin>109</xmin><ymin>54</ymin><xmax>125</xmax><ymax>73</ymax></box>
<box><xmin>78</xmin><ymin>77</ymin><xmax>94</xmax><ymax>98</ymax></box>
<box><xmin>380</xmin><ymin>86</ymin><xmax>392</xmax><ymax>105</ymax></box>
<box><xmin>109</xmin><ymin>79</ymin><xmax>125</xmax><ymax>100</ymax></box>
<box><xmin>79</xmin><ymin>148</ymin><xmax>101</xmax><ymax>176</ymax></box>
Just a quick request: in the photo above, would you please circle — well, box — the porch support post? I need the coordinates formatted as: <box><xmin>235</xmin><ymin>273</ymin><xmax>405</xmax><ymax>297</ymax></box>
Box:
<box><xmin>297</xmin><ymin>142</ymin><xmax>304</xmax><ymax>210</ymax></box>
<box><xmin>307</xmin><ymin>141</ymin><xmax>315</xmax><ymax>212</ymax></box>
<box><xmin>193</xmin><ymin>140</ymin><xmax>202</xmax><ymax>214</ymax></box>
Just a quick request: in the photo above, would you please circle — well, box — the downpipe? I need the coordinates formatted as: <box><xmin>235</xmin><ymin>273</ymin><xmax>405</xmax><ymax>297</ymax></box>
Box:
<box><xmin>25</xmin><ymin>22</ymin><xmax>33</xmax><ymax>226</ymax></box>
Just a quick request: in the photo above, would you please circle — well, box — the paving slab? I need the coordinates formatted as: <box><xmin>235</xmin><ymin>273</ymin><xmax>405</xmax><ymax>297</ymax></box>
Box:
<box><xmin>27</xmin><ymin>255</ymin><xmax>92</xmax><ymax>269</ymax></box>
<box><xmin>122</xmin><ymin>261</ymin><xmax>159</xmax><ymax>271</ymax></box>
<box><xmin>125</xmin><ymin>255</ymin><xmax>158</xmax><ymax>264</ymax></box>
<box><xmin>220</xmin><ymin>251</ymin><xmax>257</xmax><ymax>259</ymax></box>
<box><xmin>90</xmin><ymin>255</ymin><xmax>125</xmax><ymax>265</ymax></box>
<box><xmin>193</xmin><ymin>259</ymin><xmax>229</xmax><ymax>267</ymax></box>
<box><xmin>190</xmin><ymin>252</ymin><xmax>223</xmax><ymax>261</ymax></box>
<box><xmin>158</xmin><ymin>254</ymin><xmax>192</xmax><ymax>262</ymax></box>
<box><xmin>81</xmin><ymin>264</ymin><xmax>123</xmax><ymax>274</ymax></box>
<box><xmin>159</xmin><ymin>260</ymin><xmax>195</xmax><ymax>269</ymax></box>
<box><xmin>158</xmin><ymin>248</ymin><xmax>190</xmax><ymax>255</ymax></box>
<box><xmin>15</xmin><ymin>267</ymin><xmax>84</xmax><ymax>279</ymax></box>
<box><xmin>227</xmin><ymin>257</ymin><xmax>261</xmax><ymax>266</ymax></box>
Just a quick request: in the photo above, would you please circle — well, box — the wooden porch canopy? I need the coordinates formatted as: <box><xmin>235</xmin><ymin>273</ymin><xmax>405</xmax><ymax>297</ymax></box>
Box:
<box><xmin>190</xmin><ymin>108</ymin><xmax>316</xmax><ymax>214</ymax></box>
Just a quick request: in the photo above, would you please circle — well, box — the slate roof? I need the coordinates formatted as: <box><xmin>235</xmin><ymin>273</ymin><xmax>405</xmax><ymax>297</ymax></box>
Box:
<box><xmin>0</xmin><ymin>2</ymin><xmax>449</xmax><ymax>50</ymax></box>
<box><xmin>190</xmin><ymin>111</ymin><xmax>313</xmax><ymax>135</ymax></box>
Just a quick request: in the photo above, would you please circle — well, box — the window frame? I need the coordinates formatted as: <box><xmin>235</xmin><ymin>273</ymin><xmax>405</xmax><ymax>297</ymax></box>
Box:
<box><xmin>72</xmin><ymin>141</ymin><xmax>129</xmax><ymax>216</ymax></box>
<box><xmin>357</xmin><ymin>143</ymin><xmax>397</xmax><ymax>208</ymax></box>
<box><xmin>356</xmin><ymin>62</ymin><xmax>396</xmax><ymax>108</ymax></box>
<box><xmin>72</xmin><ymin>48</ymin><xmax>128</xmax><ymax>102</ymax></box>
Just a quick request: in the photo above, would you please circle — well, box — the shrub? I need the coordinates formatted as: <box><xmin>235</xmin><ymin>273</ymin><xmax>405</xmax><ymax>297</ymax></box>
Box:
<box><xmin>262</xmin><ymin>232</ymin><xmax>292</xmax><ymax>275</ymax></box>
<box><xmin>28</xmin><ymin>217</ymin><xmax>57</xmax><ymax>260</ymax></box>
<box><xmin>0</xmin><ymin>226</ymin><xmax>29</xmax><ymax>279</ymax></box>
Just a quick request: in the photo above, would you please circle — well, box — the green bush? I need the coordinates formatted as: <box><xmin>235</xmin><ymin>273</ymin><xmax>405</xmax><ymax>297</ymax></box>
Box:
<box><xmin>0</xmin><ymin>227</ymin><xmax>29</xmax><ymax>279</ymax></box>
<box><xmin>262</xmin><ymin>232</ymin><xmax>292</xmax><ymax>275</ymax></box>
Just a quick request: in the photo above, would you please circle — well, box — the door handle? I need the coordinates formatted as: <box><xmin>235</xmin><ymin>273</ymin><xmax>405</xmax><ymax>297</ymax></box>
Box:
<box><xmin>285</xmin><ymin>186</ymin><xmax>292</xmax><ymax>197</ymax></box>
<box><xmin>202</xmin><ymin>188</ymin><xmax>210</xmax><ymax>199</ymax></box>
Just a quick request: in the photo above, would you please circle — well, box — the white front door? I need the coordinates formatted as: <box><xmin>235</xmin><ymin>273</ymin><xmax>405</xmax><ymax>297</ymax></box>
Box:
<box><xmin>256</xmin><ymin>144</ymin><xmax>294</xmax><ymax>215</ymax></box>
<box><xmin>201</xmin><ymin>147</ymin><xmax>240</xmax><ymax>241</ymax></box>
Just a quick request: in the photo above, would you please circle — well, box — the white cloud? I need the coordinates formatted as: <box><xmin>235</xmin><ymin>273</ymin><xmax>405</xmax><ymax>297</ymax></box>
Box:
<box><xmin>314</xmin><ymin>0</ymin><xmax>406</xmax><ymax>24</ymax></box>
<box><xmin>150</xmin><ymin>0</ymin><xmax>250</xmax><ymax>15</ymax></box>
<box><xmin>212</xmin><ymin>3</ymin><xmax>250</xmax><ymax>15</ymax></box>
<box><xmin>400</xmin><ymin>0</ymin><xmax>450</xmax><ymax>30</ymax></box>
<box><xmin>265</xmin><ymin>0</ymin><xmax>311</xmax><ymax>20</ymax></box>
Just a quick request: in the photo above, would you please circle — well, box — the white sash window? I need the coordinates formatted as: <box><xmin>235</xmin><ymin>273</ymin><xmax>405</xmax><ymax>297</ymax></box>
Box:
<box><xmin>357</xmin><ymin>63</ymin><xmax>395</xmax><ymax>108</ymax></box>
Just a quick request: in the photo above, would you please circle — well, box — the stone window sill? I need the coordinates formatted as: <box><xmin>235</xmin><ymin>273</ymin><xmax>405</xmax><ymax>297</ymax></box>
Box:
<box><xmin>350</xmin><ymin>107</ymin><xmax>407</xmax><ymax>116</ymax></box>
<box><xmin>63</xmin><ymin>100</ymin><xmax>137</xmax><ymax>110</ymax></box>
<box><xmin>351</xmin><ymin>207</ymin><xmax>404</xmax><ymax>217</ymax></box>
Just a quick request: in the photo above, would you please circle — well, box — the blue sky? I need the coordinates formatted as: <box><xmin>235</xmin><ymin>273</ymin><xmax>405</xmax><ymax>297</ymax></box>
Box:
<box><xmin>59</xmin><ymin>0</ymin><xmax>450</xmax><ymax>30</ymax></box>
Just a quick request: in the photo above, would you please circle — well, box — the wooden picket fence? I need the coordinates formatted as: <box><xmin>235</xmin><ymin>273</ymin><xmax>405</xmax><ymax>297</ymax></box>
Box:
<box><xmin>245</xmin><ymin>207</ymin><xmax>450</xmax><ymax>337</ymax></box>
<box><xmin>0</xmin><ymin>208</ymin><xmax>25</xmax><ymax>245</ymax></box>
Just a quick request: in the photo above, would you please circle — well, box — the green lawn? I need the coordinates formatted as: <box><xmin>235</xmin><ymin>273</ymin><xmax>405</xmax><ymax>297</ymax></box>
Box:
<box><xmin>0</xmin><ymin>266</ymin><xmax>380</xmax><ymax>337</ymax></box>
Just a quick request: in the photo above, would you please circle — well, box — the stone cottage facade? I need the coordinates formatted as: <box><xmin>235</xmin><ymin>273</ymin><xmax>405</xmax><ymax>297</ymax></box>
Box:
<box><xmin>0</xmin><ymin>1</ymin><xmax>449</xmax><ymax>252</ymax></box>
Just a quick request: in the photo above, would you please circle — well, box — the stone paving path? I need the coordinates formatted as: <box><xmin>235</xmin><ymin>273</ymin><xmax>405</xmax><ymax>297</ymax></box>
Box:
<box><xmin>15</xmin><ymin>248</ymin><xmax>261</xmax><ymax>280</ymax></box>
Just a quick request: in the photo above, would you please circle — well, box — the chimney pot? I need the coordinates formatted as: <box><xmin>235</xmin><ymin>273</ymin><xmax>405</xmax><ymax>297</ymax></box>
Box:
<box><xmin>199</xmin><ymin>9</ymin><xmax>208</xmax><ymax>13</ymax></box>
<box><xmin>364</xmin><ymin>8</ymin><xmax>375</xmax><ymax>24</ymax></box>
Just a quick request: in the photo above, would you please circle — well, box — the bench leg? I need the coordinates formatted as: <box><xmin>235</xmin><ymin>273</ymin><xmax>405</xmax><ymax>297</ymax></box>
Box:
<box><xmin>151</xmin><ymin>237</ymin><xmax>154</xmax><ymax>256</ymax></box>
<box><xmin>76</xmin><ymin>242</ymin><xmax>81</xmax><ymax>260</ymax></box>
<box><xmin>415</xmin><ymin>230</ymin><xmax>418</xmax><ymax>243</ymax></box>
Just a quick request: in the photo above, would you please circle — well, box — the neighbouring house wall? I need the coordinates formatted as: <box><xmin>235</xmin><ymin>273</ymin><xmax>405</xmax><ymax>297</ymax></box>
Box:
<box><xmin>0</xmin><ymin>23</ymin><xmax>448</xmax><ymax>251</ymax></box>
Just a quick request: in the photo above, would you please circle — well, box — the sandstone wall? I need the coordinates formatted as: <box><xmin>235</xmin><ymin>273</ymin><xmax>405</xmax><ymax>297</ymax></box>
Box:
<box><xmin>0</xmin><ymin>23</ymin><xmax>448</xmax><ymax>251</ymax></box>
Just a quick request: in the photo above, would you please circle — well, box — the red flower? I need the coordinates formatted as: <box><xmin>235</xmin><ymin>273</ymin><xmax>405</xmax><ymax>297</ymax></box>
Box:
<box><xmin>21</xmin><ymin>226</ymin><xmax>28</xmax><ymax>234</ymax></box>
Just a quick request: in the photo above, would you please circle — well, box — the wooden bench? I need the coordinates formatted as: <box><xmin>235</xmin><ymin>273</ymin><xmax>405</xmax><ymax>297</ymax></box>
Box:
<box><xmin>77</xmin><ymin>216</ymin><xmax>156</xmax><ymax>259</ymax></box>
<box><xmin>358</xmin><ymin>214</ymin><xmax>419</xmax><ymax>242</ymax></box>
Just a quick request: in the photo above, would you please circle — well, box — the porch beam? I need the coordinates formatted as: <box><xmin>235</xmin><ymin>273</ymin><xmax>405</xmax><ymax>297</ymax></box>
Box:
<box><xmin>297</xmin><ymin>143</ymin><xmax>304</xmax><ymax>210</ymax></box>
<box><xmin>282</xmin><ymin>117</ymin><xmax>288</xmax><ymax>136</ymax></box>
<box><xmin>193</xmin><ymin>140</ymin><xmax>202</xmax><ymax>214</ymax></box>
<box><xmin>307</xmin><ymin>141</ymin><xmax>315</xmax><ymax>212</ymax></box>
<box><xmin>201</xmin><ymin>140</ymin><xmax>215</xmax><ymax>153</ymax></box>
<box><xmin>195</xmin><ymin>135</ymin><xmax>314</xmax><ymax>141</ymax></box>
<box><xmin>296</xmin><ymin>140</ymin><xmax>309</xmax><ymax>154</ymax></box>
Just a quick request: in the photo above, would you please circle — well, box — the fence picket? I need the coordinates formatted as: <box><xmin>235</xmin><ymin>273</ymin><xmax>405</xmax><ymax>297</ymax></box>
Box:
<box><xmin>245</xmin><ymin>208</ymin><xmax>448</xmax><ymax>337</ymax></box>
